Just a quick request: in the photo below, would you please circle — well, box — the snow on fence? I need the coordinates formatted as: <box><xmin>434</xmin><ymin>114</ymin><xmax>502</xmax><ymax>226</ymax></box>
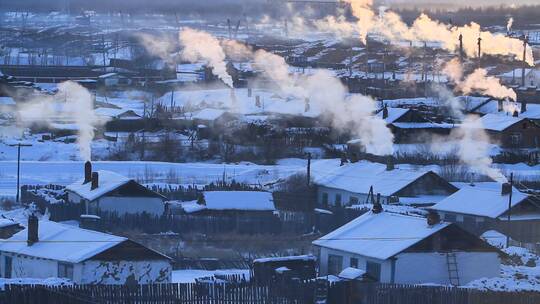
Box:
<box><xmin>1</xmin><ymin>281</ymin><xmax>540</xmax><ymax>304</ymax></box>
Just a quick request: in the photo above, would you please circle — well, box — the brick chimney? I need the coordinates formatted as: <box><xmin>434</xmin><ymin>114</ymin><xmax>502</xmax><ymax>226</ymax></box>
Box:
<box><xmin>521</xmin><ymin>100</ymin><xmax>527</xmax><ymax>113</ymax></box>
<box><xmin>427</xmin><ymin>210</ymin><xmax>441</xmax><ymax>226</ymax></box>
<box><xmin>27</xmin><ymin>214</ymin><xmax>39</xmax><ymax>246</ymax></box>
<box><xmin>91</xmin><ymin>172</ymin><xmax>99</xmax><ymax>190</ymax></box>
<box><xmin>513</xmin><ymin>110</ymin><xmax>519</xmax><ymax>117</ymax></box>
<box><xmin>501</xmin><ymin>182</ymin><xmax>512</xmax><ymax>196</ymax></box>
<box><xmin>84</xmin><ymin>161</ymin><xmax>92</xmax><ymax>184</ymax></box>
<box><xmin>372</xmin><ymin>193</ymin><xmax>383</xmax><ymax>214</ymax></box>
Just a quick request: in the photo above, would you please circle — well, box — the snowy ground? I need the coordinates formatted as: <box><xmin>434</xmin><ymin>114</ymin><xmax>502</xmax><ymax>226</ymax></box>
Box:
<box><xmin>0</xmin><ymin>277</ymin><xmax>72</xmax><ymax>290</ymax></box>
<box><xmin>172</xmin><ymin>269</ymin><xmax>250</xmax><ymax>283</ymax></box>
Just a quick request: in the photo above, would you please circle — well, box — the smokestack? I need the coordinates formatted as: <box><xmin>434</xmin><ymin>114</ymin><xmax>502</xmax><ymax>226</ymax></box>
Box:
<box><xmin>522</xmin><ymin>36</ymin><xmax>528</xmax><ymax>88</ymax></box>
<box><xmin>427</xmin><ymin>210</ymin><xmax>441</xmax><ymax>226</ymax></box>
<box><xmin>498</xmin><ymin>100</ymin><xmax>503</xmax><ymax>112</ymax></box>
<box><xmin>247</xmin><ymin>88</ymin><xmax>252</xmax><ymax>97</ymax></box>
<box><xmin>372</xmin><ymin>193</ymin><xmax>383</xmax><ymax>214</ymax></box>
<box><xmin>84</xmin><ymin>161</ymin><xmax>92</xmax><ymax>184</ymax></box>
<box><xmin>27</xmin><ymin>214</ymin><xmax>39</xmax><ymax>246</ymax></box>
<box><xmin>501</xmin><ymin>182</ymin><xmax>512</xmax><ymax>195</ymax></box>
<box><xmin>521</xmin><ymin>100</ymin><xmax>527</xmax><ymax>113</ymax></box>
<box><xmin>386</xmin><ymin>156</ymin><xmax>394</xmax><ymax>171</ymax></box>
<box><xmin>91</xmin><ymin>172</ymin><xmax>99</xmax><ymax>190</ymax></box>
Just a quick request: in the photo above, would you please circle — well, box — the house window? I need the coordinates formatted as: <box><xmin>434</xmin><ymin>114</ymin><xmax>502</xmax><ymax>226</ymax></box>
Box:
<box><xmin>445</xmin><ymin>213</ymin><xmax>456</xmax><ymax>222</ymax></box>
<box><xmin>322</xmin><ymin>193</ymin><xmax>328</xmax><ymax>206</ymax></box>
<box><xmin>335</xmin><ymin>194</ymin><xmax>342</xmax><ymax>206</ymax></box>
<box><xmin>350</xmin><ymin>257</ymin><xmax>359</xmax><ymax>268</ymax></box>
<box><xmin>327</xmin><ymin>254</ymin><xmax>343</xmax><ymax>275</ymax></box>
<box><xmin>349</xmin><ymin>196</ymin><xmax>359</xmax><ymax>205</ymax></box>
<box><xmin>58</xmin><ymin>262</ymin><xmax>74</xmax><ymax>280</ymax></box>
<box><xmin>366</xmin><ymin>261</ymin><xmax>381</xmax><ymax>281</ymax></box>
<box><xmin>510</xmin><ymin>133</ymin><xmax>522</xmax><ymax>146</ymax></box>
<box><xmin>4</xmin><ymin>256</ymin><xmax>12</xmax><ymax>279</ymax></box>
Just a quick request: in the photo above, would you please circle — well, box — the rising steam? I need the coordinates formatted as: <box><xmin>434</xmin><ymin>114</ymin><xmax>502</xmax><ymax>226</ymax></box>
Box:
<box><xmin>179</xmin><ymin>28</ymin><xmax>234</xmax><ymax>87</ymax></box>
<box><xmin>16</xmin><ymin>81</ymin><xmax>100</xmax><ymax>161</ymax></box>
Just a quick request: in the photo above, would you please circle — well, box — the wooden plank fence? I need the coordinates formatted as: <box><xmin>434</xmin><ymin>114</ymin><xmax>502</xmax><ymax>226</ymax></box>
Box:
<box><xmin>2</xmin><ymin>281</ymin><xmax>540</xmax><ymax>304</ymax></box>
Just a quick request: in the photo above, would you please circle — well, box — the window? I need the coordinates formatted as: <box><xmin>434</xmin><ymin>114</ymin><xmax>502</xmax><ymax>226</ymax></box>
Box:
<box><xmin>510</xmin><ymin>133</ymin><xmax>522</xmax><ymax>146</ymax></box>
<box><xmin>350</xmin><ymin>257</ymin><xmax>359</xmax><ymax>268</ymax></box>
<box><xmin>322</xmin><ymin>193</ymin><xmax>328</xmax><ymax>206</ymax></box>
<box><xmin>366</xmin><ymin>261</ymin><xmax>381</xmax><ymax>281</ymax></box>
<box><xmin>335</xmin><ymin>194</ymin><xmax>342</xmax><ymax>206</ymax></box>
<box><xmin>349</xmin><ymin>196</ymin><xmax>359</xmax><ymax>205</ymax></box>
<box><xmin>4</xmin><ymin>256</ymin><xmax>12</xmax><ymax>279</ymax></box>
<box><xmin>327</xmin><ymin>254</ymin><xmax>343</xmax><ymax>275</ymax></box>
<box><xmin>444</xmin><ymin>213</ymin><xmax>456</xmax><ymax>222</ymax></box>
<box><xmin>58</xmin><ymin>262</ymin><xmax>74</xmax><ymax>280</ymax></box>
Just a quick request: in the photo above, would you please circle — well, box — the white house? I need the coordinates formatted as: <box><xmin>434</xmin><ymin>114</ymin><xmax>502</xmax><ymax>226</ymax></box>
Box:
<box><xmin>66</xmin><ymin>162</ymin><xmax>166</xmax><ymax>216</ymax></box>
<box><xmin>0</xmin><ymin>216</ymin><xmax>172</xmax><ymax>284</ymax></box>
<box><xmin>314</xmin><ymin>161</ymin><xmax>457</xmax><ymax>207</ymax></box>
<box><xmin>313</xmin><ymin>208</ymin><xmax>500</xmax><ymax>285</ymax></box>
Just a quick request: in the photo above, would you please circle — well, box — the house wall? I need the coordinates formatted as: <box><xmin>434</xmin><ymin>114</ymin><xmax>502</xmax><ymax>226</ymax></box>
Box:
<box><xmin>487</xmin><ymin>121</ymin><xmax>540</xmax><ymax>149</ymax></box>
<box><xmin>394</xmin><ymin>252</ymin><xmax>500</xmax><ymax>285</ymax></box>
<box><xmin>317</xmin><ymin>186</ymin><xmax>376</xmax><ymax>207</ymax></box>
<box><xmin>80</xmin><ymin>260</ymin><xmax>171</xmax><ymax>284</ymax></box>
<box><xmin>94</xmin><ymin>196</ymin><xmax>165</xmax><ymax>216</ymax></box>
<box><xmin>317</xmin><ymin>247</ymin><xmax>393</xmax><ymax>282</ymax></box>
<box><xmin>1</xmin><ymin>252</ymin><xmax>58</xmax><ymax>279</ymax></box>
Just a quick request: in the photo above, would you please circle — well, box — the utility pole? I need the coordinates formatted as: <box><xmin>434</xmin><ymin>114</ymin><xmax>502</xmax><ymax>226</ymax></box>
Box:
<box><xmin>9</xmin><ymin>143</ymin><xmax>32</xmax><ymax>203</ymax></box>
<box><xmin>506</xmin><ymin>173</ymin><xmax>514</xmax><ymax>248</ymax></box>
<box><xmin>306</xmin><ymin>152</ymin><xmax>311</xmax><ymax>186</ymax></box>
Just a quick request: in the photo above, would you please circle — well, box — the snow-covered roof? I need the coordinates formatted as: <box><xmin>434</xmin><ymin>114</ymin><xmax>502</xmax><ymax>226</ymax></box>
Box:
<box><xmin>202</xmin><ymin>191</ymin><xmax>275</xmax><ymax>211</ymax></box>
<box><xmin>65</xmin><ymin>170</ymin><xmax>131</xmax><ymax>201</ymax></box>
<box><xmin>430</xmin><ymin>185</ymin><xmax>529</xmax><ymax>218</ymax></box>
<box><xmin>314</xmin><ymin>161</ymin><xmax>432</xmax><ymax>197</ymax></box>
<box><xmin>94</xmin><ymin>107</ymin><xmax>141</xmax><ymax>119</ymax></box>
<box><xmin>0</xmin><ymin>220</ymin><xmax>126</xmax><ymax>263</ymax></box>
<box><xmin>391</xmin><ymin>122</ymin><xmax>455</xmax><ymax>129</ymax></box>
<box><xmin>338</xmin><ymin>267</ymin><xmax>366</xmax><ymax>280</ymax></box>
<box><xmin>193</xmin><ymin>108</ymin><xmax>228</xmax><ymax>121</ymax></box>
<box><xmin>498</xmin><ymin>68</ymin><xmax>534</xmax><ymax>78</ymax></box>
<box><xmin>376</xmin><ymin>107</ymin><xmax>409</xmax><ymax>124</ymax></box>
<box><xmin>0</xmin><ymin>218</ymin><xmax>18</xmax><ymax>229</ymax></box>
<box><xmin>253</xmin><ymin>255</ymin><xmax>316</xmax><ymax>263</ymax></box>
<box><xmin>313</xmin><ymin>211</ymin><xmax>449</xmax><ymax>260</ymax></box>
<box><xmin>0</xmin><ymin>97</ymin><xmax>15</xmax><ymax>106</ymax></box>
<box><xmin>476</xmin><ymin>113</ymin><xmax>524</xmax><ymax>131</ymax></box>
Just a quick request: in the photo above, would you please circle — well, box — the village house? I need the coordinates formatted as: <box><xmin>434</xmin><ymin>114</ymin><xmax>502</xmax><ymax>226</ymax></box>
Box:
<box><xmin>430</xmin><ymin>183</ymin><xmax>540</xmax><ymax>242</ymax></box>
<box><xmin>314</xmin><ymin>161</ymin><xmax>458</xmax><ymax>208</ymax></box>
<box><xmin>0</xmin><ymin>218</ymin><xmax>23</xmax><ymax>239</ymax></box>
<box><xmin>0</xmin><ymin>215</ymin><xmax>172</xmax><ymax>284</ymax></box>
<box><xmin>497</xmin><ymin>68</ymin><xmax>540</xmax><ymax>87</ymax></box>
<box><xmin>312</xmin><ymin>206</ymin><xmax>500</xmax><ymax>285</ymax></box>
<box><xmin>474</xmin><ymin>113</ymin><xmax>540</xmax><ymax>149</ymax></box>
<box><xmin>66</xmin><ymin>162</ymin><xmax>166</xmax><ymax>216</ymax></box>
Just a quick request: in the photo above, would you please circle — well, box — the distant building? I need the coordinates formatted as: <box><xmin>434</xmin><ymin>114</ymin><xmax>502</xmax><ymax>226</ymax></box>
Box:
<box><xmin>313</xmin><ymin>208</ymin><xmax>500</xmax><ymax>285</ymax></box>
<box><xmin>498</xmin><ymin>68</ymin><xmax>540</xmax><ymax>87</ymax></box>
<box><xmin>430</xmin><ymin>183</ymin><xmax>540</xmax><ymax>242</ymax></box>
<box><xmin>66</xmin><ymin>162</ymin><xmax>166</xmax><ymax>216</ymax></box>
<box><xmin>0</xmin><ymin>216</ymin><xmax>172</xmax><ymax>284</ymax></box>
<box><xmin>314</xmin><ymin>161</ymin><xmax>457</xmax><ymax>207</ymax></box>
<box><xmin>474</xmin><ymin>113</ymin><xmax>540</xmax><ymax>149</ymax></box>
<box><xmin>171</xmin><ymin>191</ymin><xmax>276</xmax><ymax>216</ymax></box>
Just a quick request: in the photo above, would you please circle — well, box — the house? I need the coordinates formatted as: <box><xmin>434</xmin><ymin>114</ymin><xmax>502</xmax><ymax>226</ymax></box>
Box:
<box><xmin>0</xmin><ymin>216</ymin><xmax>172</xmax><ymax>284</ymax></box>
<box><xmin>251</xmin><ymin>255</ymin><xmax>317</xmax><ymax>283</ymax></box>
<box><xmin>172</xmin><ymin>191</ymin><xmax>276</xmax><ymax>216</ymax></box>
<box><xmin>314</xmin><ymin>161</ymin><xmax>457</xmax><ymax>207</ymax></box>
<box><xmin>66</xmin><ymin>162</ymin><xmax>166</xmax><ymax>216</ymax></box>
<box><xmin>474</xmin><ymin>113</ymin><xmax>540</xmax><ymax>149</ymax></box>
<box><xmin>0</xmin><ymin>218</ymin><xmax>23</xmax><ymax>239</ymax></box>
<box><xmin>98</xmin><ymin>72</ymin><xmax>133</xmax><ymax>87</ymax></box>
<box><xmin>312</xmin><ymin>206</ymin><xmax>500</xmax><ymax>285</ymax></box>
<box><xmin>497</xmin><ymin>68</ymin><xmax>540</xmax><ymax>87</ymax></box>
<box><xmin>430</xmin><ymin>183</ymin><xmax>540</xmax><ymax>242</ymax></box>
<box><xmin>192</xmin><ymin>108</ymin><xmax>237</xmax><ymax>128</ymax></box>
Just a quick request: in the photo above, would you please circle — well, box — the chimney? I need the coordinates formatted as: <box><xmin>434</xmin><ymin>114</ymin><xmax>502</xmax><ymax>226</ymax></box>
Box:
<box><xmin>247</xmin><ymin>88</ymin><xmax>252</xmax><ymax>97</ymax></box>
<box><xmin>458</xmin><ymin>33</ymin><xmax>464</xmax><ymax>62</ymax></box>
<box><xmin>521</xmin><ymin>100</ymin><xmax>527</xmax><ymax>113</ymax></box>
<box><xmin>372</xmin><ymin>193</ymin><xmax>383</xmax><ymax>214</ymax></box>
<box><xmin>304</xmin><ymin>98</ymin><xmax>310</xmax><ymax>113</ymax></box>
<box><xmin>427</xmin><ymin>210</ymin><xmax>441</xmax><ymax>226</ymax></box>
<box><xmin>386</xmin><ymin>156</ymin><xmax>394</xmax><ymax>171</ymax></box>
<box><xmin>501</xmin><ymin>182</ymin><xmax>512</xmax><ymax>196</ymax></box>
<box><xmin>27</xmin><ymin>214</ymin><xmax>39</xmax><ymax>246</ymax></box>
<box><xmin>340</xmin><ymin>154</ymin><xmax>348</xmax><ymax>166</ymax></box>
<box><xmin>382</xmin><ymin>105</ymin><xmax>389</xmax><ymax>119</ymax></box>
<box><xmin>84</xmin><ymin>161</ymin><xmax>92</xmax><ymax>184</ymax></box>
<box><xmin>91</xmin><ymin>172</ymin><xmax>99</xmax><ymax>190</ymax></box>
<box><xmin>255</xmin><ymin>95</ymin><xmax>261</xmax><ymax>108</ymax></box>
<box><xmin>513</xmin><ymin>110</ymin><xmax>519</xmax><ymax>117</ymax></box>
<box><xmin>497</xmin><ymin>100</ymin><xmax>503</xmax><ymax>112</ymax></box>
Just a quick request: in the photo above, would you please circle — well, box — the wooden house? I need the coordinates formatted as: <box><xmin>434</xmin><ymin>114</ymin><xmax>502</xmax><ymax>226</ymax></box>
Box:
<box><xmin>474</xmin><ymin>113</ymin><xmax>540</xmax><ymax>149</ymax></box>
<box><xmin>0</xmin><ymin>216</ymin><xmax>172</xmax><ymax>284</ymax></box>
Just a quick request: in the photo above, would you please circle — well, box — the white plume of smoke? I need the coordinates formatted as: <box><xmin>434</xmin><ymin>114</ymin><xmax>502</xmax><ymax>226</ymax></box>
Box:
<box><xmin>443</xmin><ymin>58</ymin><xmax>517</xmax><ymax>101</ymax></box>
<box><xmin>16</xmin><ymin>81</ymin><xmax>100</xmax><ymax>161</ymax></box>
<box><xmin>137</xmin><ymin>33</ymin><xmax>177</xmax><ymax>65</ymax></box>
<box><xmin>342</xmin><ymin>0</ymin><xmax>534</xmax><ymax>65</ymax></box>
<box><xmin>507</xmin><ymin>17</ymin><xmax>514</xmax><ymax>32</ymax></box>
<box><xmin>179</xmin><ymin>28</ymin><xmax>234</xmax><ymax>87</ymax></box>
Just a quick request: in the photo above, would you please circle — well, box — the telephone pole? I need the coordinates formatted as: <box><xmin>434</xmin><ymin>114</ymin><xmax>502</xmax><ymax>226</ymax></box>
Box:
<box><xmin>506</xmin><ymin>173</ymin><xmax>514</xmax><ymax>248</ymax></box>
<box><xmin>9</xmin><ymin>143</ymin><xmax>32</xmax><ymax>203</ymax></box>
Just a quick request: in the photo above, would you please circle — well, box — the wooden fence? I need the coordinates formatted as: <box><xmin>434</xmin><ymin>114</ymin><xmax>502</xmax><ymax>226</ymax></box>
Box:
<box><xmin>2</xmin><ymin>281</ymin><xmax>540</xmax><ymax>304</ymax></box>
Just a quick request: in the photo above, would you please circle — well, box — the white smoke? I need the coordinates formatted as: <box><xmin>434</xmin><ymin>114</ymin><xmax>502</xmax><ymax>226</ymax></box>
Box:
<box><xmin>16</xmin><ymin>81</ymin><xmax>101</xmax><ymax>161</ymax></box>
<box><xmin>507</xmin><ymin>17</ymin><xmax>514</xmax><ymax>33</ymax></box>
<box><xmin>136</xmin><ymin>33</ymin><xmax>178</xmax><ymax>65</ymax></box>
<box><xmin>179</xmin><ymin>28</ymin><xmax>234</xmax><ymax>87</ymax></box>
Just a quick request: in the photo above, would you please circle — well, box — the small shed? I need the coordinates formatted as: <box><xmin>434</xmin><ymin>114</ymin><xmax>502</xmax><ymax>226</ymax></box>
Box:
<box><xmin>252</xmin><ymin>255</ymin><xmax>317</xmax><ymax>283</ymax></box>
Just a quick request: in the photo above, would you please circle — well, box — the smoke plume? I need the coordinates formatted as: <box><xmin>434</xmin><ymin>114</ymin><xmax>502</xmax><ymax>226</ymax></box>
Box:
<box><xmin>507</xmin><ymin>17</ymin><xmax>514</xmax><ymax>33</ymax></box>
<box><xmin>179</xmin><ymin>28</ymin><xmax>234</xmax><ymax>87</ymax></box>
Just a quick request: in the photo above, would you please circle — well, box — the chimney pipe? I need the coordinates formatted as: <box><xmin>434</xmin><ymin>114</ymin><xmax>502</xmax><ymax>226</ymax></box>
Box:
<box><xmin>521</xmin><ymin>100</ymin><xmax>527</xmax><ymax>113</ymax></box>
<box><xmin>372</xmin><ymin>193</ymin><xmax>383</xmax><ymax>214</ymax></box>
<box><xmin>427</xmin><ymin>210</ymin><xmax>441</xmax><ymax>226</ymax></box>
<box><xmin>27</xmin><ymin>214</ymin><xmax>39</xmax><ymax>246</ymax></box>
<box><xmin>386</xmin><ymin>156</ymin><xmax>394</xmax><ymax>171</ymax></box>
<box><xmin>382</xmin><ymin>105</ymin><xmax>389</xmax><ymax>119</ymax></box>
<box><xmin>497</xmin><ymin>100</ymin><xmax>503</xmax><ymax>112</ymax></box>
<box><xmin>84</xmin><ymin>161</ymin><xmax>92</xmax><ymax>184</ymax></box>
<box><xmin>501</xmin><ymin>182</ymin><xmax>512</xmax><ymax>196</ymax></box>
<box><xmin>91</xmin><ymin>172</ymin><xmax>99</xmax><ymax>190</ymax></box>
